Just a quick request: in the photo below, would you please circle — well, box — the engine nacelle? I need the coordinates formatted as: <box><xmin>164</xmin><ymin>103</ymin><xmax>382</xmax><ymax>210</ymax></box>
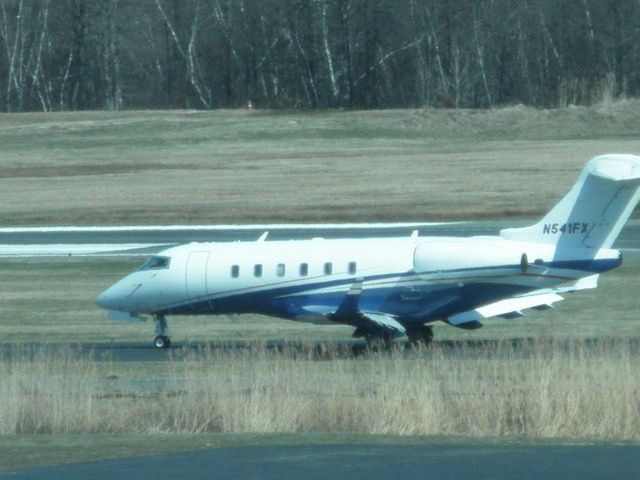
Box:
<box><xmin>413</xmin><ymin>238</ymin><xmax>525</xmax><ymax>274</ymax></box>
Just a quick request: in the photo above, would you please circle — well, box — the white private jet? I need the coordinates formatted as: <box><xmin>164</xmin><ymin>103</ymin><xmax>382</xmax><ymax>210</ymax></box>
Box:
<box><xmin>97</xmin><ymin>154</ymin><xmax>640</xmax><ymax>349</ymax></box>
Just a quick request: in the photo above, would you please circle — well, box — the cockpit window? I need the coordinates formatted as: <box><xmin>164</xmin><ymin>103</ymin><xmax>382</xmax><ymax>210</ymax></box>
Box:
<box><xmin>139</xmin><ymin>256</ymin><xmax>171</xmax><ymax>271</ymax></box>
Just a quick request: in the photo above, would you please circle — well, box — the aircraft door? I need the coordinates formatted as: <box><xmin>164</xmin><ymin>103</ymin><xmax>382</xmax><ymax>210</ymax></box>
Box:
<box><xmin>186</xmin><ymin>251</ymin><xmax>210</xmax><ymax>298</ymax></box>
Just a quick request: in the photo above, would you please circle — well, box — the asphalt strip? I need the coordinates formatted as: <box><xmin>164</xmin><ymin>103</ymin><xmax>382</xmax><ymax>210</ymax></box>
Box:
<box><xmin>0</xmin><ymin>243</ymin><xmax>170</xmax><ymax>256</ymax></box>
<box><xmin>0</xmin><ymin>222</ymin><xmax>461</xmax><ymax>233</ymax></box>
<box><xmin>3</xmin><ymin>443</ymin><xmax>640</xmax><ymax>480</ymax></box>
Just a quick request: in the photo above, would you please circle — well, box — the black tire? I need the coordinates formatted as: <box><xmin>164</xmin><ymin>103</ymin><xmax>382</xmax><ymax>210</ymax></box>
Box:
<box><xmin>154</xmin><ymin>335</ymin><xmax>171</xmax><ymax>349</ymax></box>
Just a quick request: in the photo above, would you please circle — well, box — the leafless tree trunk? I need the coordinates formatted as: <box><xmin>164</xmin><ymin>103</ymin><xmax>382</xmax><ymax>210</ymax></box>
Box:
<box><xmin>1</xmin><ymin>0</ymin><xmax>25</xmax><ymax>111</ymax></box>
<box><xmin>155</xmin><ymin>0</ymin><xmax>212</xmax><ymax>108</ymax></box>
<box><xmin>474</xmin><ymin>7</ymin><xmax>492</xmax><ymax>107</ymax></box>
<box><xmin>30</xmin><ymin>0</ymin><xmax>51</xmax><ymax>111</ymax></box>
<box><xmin>425</xmin><ymin>6</ymin><xmax>450</xmax><ymax>104</ymax></box>
<box><xmin>320</xmin><ymin>0</ymin><xmax>338</xmax><ymax>104</ymax></box>
<box><xmin>0</xmin><ymin>0</ymin><xmax>638</xmax><ymax>111</ymax></box>
<box><xmin>100</xmin><ymin>0</ymin><xmax>123</xmax><ymax>110</ymax></box>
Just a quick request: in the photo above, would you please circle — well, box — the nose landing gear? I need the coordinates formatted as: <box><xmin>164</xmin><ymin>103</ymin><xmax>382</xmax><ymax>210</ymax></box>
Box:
<box><xmin>154</xmin><ymin>315</ymin><xmax>171</xmax><ymax>349</ymax></box>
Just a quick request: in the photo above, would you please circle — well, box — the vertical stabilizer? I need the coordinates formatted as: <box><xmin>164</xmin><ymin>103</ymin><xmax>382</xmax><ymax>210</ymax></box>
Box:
<box><xmin>500</xmin><ymin>154</ymin><xmax>640</xmax><ymax>249</ymax></box>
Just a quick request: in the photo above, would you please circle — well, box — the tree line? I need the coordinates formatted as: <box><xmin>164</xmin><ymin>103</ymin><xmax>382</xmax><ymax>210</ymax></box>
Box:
<box><xmin>1</xmin><ymin>0</ymin><xmax>639</xmax><ymax>112</ymax></box>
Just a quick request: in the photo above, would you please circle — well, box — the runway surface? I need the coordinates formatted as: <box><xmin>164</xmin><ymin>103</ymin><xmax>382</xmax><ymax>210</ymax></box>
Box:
<box><xmin>1</xmin><ymin>220</ymin><xmax>639</xmax><ymax>256</ymax></box>
<box><xmin>3</xmin><ymin>337</ymin><xmax>638</xmax><ymax>363</ymax></box>
<box><xmin>4</xmin><ymin>443</ymin><xmax>640</xmax><ymax>479</ymax></box>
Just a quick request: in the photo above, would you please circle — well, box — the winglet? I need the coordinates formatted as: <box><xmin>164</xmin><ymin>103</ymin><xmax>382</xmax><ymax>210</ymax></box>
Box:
<box><xmin>257</xmin><ymin>231</ymin><xmax>269</xmax><ymax>242</ymax></box>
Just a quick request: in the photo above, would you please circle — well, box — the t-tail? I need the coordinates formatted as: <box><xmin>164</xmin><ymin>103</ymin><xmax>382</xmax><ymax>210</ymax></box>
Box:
<box><xmin>500</xmin><ymin>154</ymin><xmax>640</xmax><ymax>252</ymax></box>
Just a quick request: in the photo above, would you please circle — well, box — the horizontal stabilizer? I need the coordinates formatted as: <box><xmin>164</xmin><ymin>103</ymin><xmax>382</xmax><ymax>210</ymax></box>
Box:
<box><xmin>448</xmin><ymin>292</ymin><xmax>564</xmax><ymax>326</ymax></box>
<box><xmin>556</xmin><ymin>274</ymin><xmax>599</xmax><ymax>292</ymax></box>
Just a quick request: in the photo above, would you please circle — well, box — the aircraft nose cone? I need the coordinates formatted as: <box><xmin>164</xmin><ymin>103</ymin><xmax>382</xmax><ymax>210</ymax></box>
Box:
<box><xmin>96</xmin><ymin>277</ymin><xmax>145</xmax><ymax>312</ymax></box>
<box><xmin>96</xmin><ymin>280</ymin><xmax>135</xmax><ymax>310</ymax></box>
<box><xmin>96</xmin><ymin>287</ymin><xmax>117</xmax><ymax>310</ymax></box>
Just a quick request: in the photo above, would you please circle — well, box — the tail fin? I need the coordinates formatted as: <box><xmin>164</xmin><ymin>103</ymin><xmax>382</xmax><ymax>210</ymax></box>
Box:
<box><xmin>501</xmin><ymin>154</ymin><xmax>640</xmax><ymax>249</ymax></box>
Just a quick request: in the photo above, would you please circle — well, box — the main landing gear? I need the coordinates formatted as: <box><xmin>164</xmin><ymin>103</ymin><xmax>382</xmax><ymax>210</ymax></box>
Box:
<box><xmin>154</xmin><ymin>314</ymin><xmax>171</xmax><ymax>349</ymax></box>
<box><xmin>361</xmin><ymin>325</ymin><xmax>434</xmax><ymax>351</ymax></box>
<box><xmin>406</xmin><ymin>325</ymin><xmax>434</xmax><ymax>347</ymax></box>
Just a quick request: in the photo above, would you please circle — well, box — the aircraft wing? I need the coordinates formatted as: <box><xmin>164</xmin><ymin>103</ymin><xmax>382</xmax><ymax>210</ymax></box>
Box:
<box><xmin>552</xmin><ymin>274</ymin><xmax>599</xmax><ymax>292</ymax></box>
<box><xmin>447</xmin><ymin>273</ymin><xmax>600</xmax><ymax>328</ymax></box>
<box><xmin>301</xmin><ymin>305</ymin><xmax>406</xmax><ymax>333</ymax></box>
<box><xmin>359</xmin><ymin>312</ymin><xmax>407</xmax><ymax>334</ymax></box>
<box><xmin>448</xmin><ymin>292</ymin><xmax>564</xmax><ymax>327</ymax></box>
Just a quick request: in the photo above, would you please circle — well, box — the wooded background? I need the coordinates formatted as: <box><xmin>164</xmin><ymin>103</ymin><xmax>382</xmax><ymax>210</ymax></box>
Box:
<box><xmin>1</xmin><ymin>0</ymin><xmax>639</xmax><ymax>112</ymax></box>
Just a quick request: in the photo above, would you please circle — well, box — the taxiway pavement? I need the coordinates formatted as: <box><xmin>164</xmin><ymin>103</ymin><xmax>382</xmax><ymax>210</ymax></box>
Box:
<box><xmin>1</xmin><ymin>220</ymin><xmax>639</xmax><ymax>256</ymax></box>
<box><xmin>4</xmin><ymin>443</ymin><xmax>639</xmax><ymax>479</ymax></box>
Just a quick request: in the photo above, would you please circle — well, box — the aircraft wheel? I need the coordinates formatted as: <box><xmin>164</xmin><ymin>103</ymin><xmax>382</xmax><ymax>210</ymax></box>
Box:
<box><xmin>154</xmin><ymin>335</ymin><xmax>171</xmax><ymax>349</ymax></box>
<box><xmin>154</xmin><ymin>315</ymin><xmax>170</xmax><ymax>349</ymax></box>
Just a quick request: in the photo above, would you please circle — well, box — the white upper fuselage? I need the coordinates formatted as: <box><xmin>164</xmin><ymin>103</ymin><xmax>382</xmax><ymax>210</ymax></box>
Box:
<box><xmin>96</xmin><ymin>234</ymin><xmax>620</xmax><ymax>328</ymax></box>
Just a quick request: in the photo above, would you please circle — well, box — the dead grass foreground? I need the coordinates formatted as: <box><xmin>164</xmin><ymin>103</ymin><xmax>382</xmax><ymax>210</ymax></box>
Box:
<box><xmin>1</xmin><ymin>339</ymin><xmax>638</xmax><ymax>441</ymax></box>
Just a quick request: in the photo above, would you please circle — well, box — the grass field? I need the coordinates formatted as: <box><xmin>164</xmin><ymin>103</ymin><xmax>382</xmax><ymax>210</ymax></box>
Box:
<box><xmin>1</xmin><ymin>102</ymin><xmax>640</xmax><ymax>469</ymax></box>
<box><xmin>1</xmin><ymin>101</ymin><xmax>640</xmax><ymax>226</ymax></box>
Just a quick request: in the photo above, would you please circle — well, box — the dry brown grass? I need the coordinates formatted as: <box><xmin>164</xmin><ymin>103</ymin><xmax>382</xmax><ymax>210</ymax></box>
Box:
<box><xmin>1</xmin><ymin>340</ymin><xmax>638</xmax><ymax>440</ymax></box>
<box><xmin>1</xmin><ymin>102</ymin><xmax>640</xmax><ymax>225</ymax></box>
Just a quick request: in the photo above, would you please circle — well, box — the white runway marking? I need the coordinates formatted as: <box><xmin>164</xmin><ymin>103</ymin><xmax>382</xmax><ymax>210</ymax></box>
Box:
<box><xmin>0</xmin><ymin>244</ymin><xmax>169</xmax><ymax>257</ymax></box>
<box><xmin>0</xmin><ymin>222</ymin><xmax>461</xmax><ymax>233</ymax></box>
<box><xmin>0</xmin><ymin>223</ymin><xmax>466</xmax><ymax>258</ymax></box>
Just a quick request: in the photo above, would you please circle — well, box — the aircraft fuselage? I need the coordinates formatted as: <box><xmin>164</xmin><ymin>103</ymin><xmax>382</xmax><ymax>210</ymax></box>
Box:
<box><xmin>97</xmin><ymin>236</ymin><xmax>620</xmax><ymax>326</ymax></box>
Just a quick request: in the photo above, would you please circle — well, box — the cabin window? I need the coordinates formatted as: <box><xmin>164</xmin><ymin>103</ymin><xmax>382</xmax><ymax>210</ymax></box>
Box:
<box><xmin>254</xmin><ymin>264</ymin><xmax>263</xmax><ymax>277</ymax></box>
<box><xmin>324</xmin><ymin>262</ymin><xmax>333</xmax><ymax>275</ymax></box>
<box><xmin>139</xmin><ymin>256</ymin><xmax>171</xmax><ymax>271</ymax></box>
<box><xmin>299</xmin><ymin>263</ymin><xmax>309</xmax><ymax>276</ymax></box>
<box><xmin>231</xmin><ymin>265</ymin><xmax>240</xmax><ymax>278</ymax></box>
<box><xmin>276</xmin><ymin>263</ymin><xmax>286</xmax><ymax>277</ymax></box>
<box><xmin>348</xmin><ymin>261</ymin><xmax>357</xmax><ymax>275</ymax></box>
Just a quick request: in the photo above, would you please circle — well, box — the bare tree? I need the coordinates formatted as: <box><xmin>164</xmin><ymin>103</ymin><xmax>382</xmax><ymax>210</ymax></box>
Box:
<box><xmin>155</xmin><ymin>0</ymin><xmax>212</xmax><ymax>108</ymax></box>
<box><xmin>0</xmin><ymin>0</ymin><xmax>638</xmax><ymax>112</ymax></box>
